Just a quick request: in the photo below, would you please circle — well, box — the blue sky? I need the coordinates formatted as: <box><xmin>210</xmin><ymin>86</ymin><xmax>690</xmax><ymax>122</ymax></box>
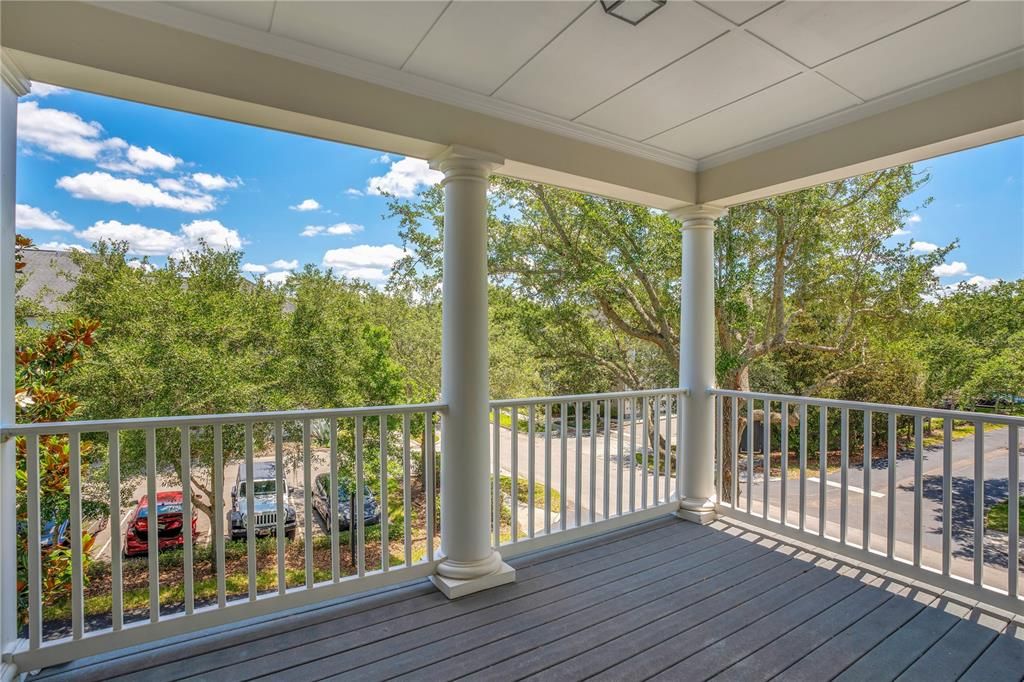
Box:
<box><xmin>14</xmin><ymin>83</ymin><xmax>1024</xmax><ymax>288</ymax></box>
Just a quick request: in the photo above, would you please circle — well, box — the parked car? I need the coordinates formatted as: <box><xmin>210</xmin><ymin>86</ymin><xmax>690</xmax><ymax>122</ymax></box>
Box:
<box><xmin>17</xmin><ymin>518</ymin><xmax>70</xmax><ymax>549</ymax></box>
<box><xmin>124</xmin><ymin>491</ymin><xmax>197</xmax><ymax>557</ymax></box>
<box><xmin>312</xmin><ymin>473</ymin><xmax>381</xmax><ymax>531</ymax></box>
<box><xmin>229</xmin><ymin>459</ymin><xmax>297</xmax><ymax>541</ymax></box>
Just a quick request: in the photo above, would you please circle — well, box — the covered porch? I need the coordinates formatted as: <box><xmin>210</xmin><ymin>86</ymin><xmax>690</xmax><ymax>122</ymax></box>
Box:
<box><xmin>1</xmin><ymin>1</ymin><xmax>1023</xmax><ymax>679</ymax></box>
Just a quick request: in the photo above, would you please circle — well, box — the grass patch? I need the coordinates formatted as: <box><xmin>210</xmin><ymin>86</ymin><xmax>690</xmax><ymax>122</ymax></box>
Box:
<box><xmin>922</xmin><ymin>418</ymin><xmax>1003</xmax><ymax>447</ymax></box>
<box><xmin>491</xmin><ymin>411</ymin><xmax>546</xmax><ymax>434</ymax></box>
<box><xmin>986</xmin><ymin>500</ymin><xmax>1023</xmax><ymax>533</ymax></box>
<box><xmin>495</xmin><ymin>474</ymin><xmax>560</xmax><ymax>510</ymax></box>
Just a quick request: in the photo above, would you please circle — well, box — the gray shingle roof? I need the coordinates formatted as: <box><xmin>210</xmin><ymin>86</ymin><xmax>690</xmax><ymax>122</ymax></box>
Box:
<box><xmin>17</xmin><ymin>249</ymin><xmax>81</xmax><ymax>312</ymax></box>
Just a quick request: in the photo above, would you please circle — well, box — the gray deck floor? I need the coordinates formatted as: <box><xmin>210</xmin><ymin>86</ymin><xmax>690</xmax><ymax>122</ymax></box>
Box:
<box><xmin>32</xmin><ymin>516</ymin><xmax>1024</xmax><ymax>681</ymax></box>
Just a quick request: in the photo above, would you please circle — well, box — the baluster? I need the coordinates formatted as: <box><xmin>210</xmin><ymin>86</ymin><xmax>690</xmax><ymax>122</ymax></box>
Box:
<box><xmin>887</xmin><ymin>413</ymin><xmax>896</xmax><ymax>560</ymax></box>
<box><xmin>214</xmin><ymin>425</ymin><xmax>226</xmax><ymax>607</ymax></box>
<box><xmin>589</xmin><ymin>399</ymin><xmax>597</xmax><ymax>523</ymax></box>
<box><xmin>275</xmin><ymin>421</ymin><xmax>286</xmax><ymax>595</ymax></box>
<box><xmin>763</xmin><ymin>399</ymin><xmax>771</xmax><ymax>520</ymax></box>
<box><xmin>528</xmin><ymin>405</ymin><xmax>536</xmax><ymax>538</ymax></box>
<box><xmin>913</xmin><ymin>415</ymin><xmax>923</xmax><ymax>568</ymax></box>
<box><xmin>108</xmin><ymin>431</ymin><xmax>124</xmax><ymax>629</ymax></box>
<box><xmin>493</xmin><ymin>407</ymin><xmax>501</xmax><ymax>546</ymax></box>
<box><xmin>329</xmin><ymin>418</ymin><xmax>340</xmax><ymax>582</ymax></box>
<box><xmin>145</xmin><ymin>428</ymin><xmax>159</xmax><ymax>620</ymax></box>
<box><xmin>818</xmin><ymin>406</ymin><xmax>827</xmax><ymax>537</ymax></box>
<box><xmin>780</xmin><ymin>400</ymin><xmax>789</xmax><ymax>526</ymax></box>
<box><xmin>973</xmin><ymin>419</ymin><xmax>984</xmax><ymax>586</ymax></box>
<box><xmin>544</xmin><ymin>405</ymin><xmax>552</xmax><ymax>534</ymax></box>
<box><xmin>942</xmin><ymin>418</ymin><xmax>952</xmax><ymax>576</ymax></box>
<box><xmin>604</xmin><ymin>399</ymin><xmax>611</xmax><ymax>519</ymax></box>
<box><xmin>840</xmin><ymin>408</ymin><xmax>849</xmax><ymax>544</ymax></box>
<box><xmin>561</xmin><ymin>401</ymin><xmax>569</xmax><ymax>530</ymax></box>
<box><xmin>26</xmin><ymin>434</ymin><xmax>42</xmax><ymax>647</ymax></box>
<box><xmin>511</xmin><ymin>406</ymin><xmax>519</xmax><ymax>540</ymax></box>
<box><xmin>244</xmin><ymin>423</ymin><xmax>256</xmax><ymax>601</ymax></box>
<box><xmin>403</xmin><ymin>412</ymin><xmax>412</xmax><ymax>565</ymax></box>
<box><xmin>1009</xmin><ymin>425</ymin><xmax>1019</xmax><ymax>599</ymax></box>
<box><xmin>380</xmin><ymin>415</ymin><xmax>389</xmax><ymax>572</ymax></box>
<box><xmin>798</xmin><ymin>403</ymin><xmax>807</xmax><ymax>532</ymax></box>
<box><xmin>355</xmin><ymin>416</ymin><xmax>366</xmax><ymax>577</ymax></box>
<box><xmin>303</xmin><ymin>420</ymin><xmax>313</xmax><ymax>587</ymax></box>
<box><xmin>863</xmin><ymin>410</ymin><xmax>872</xmax><ymax>551</ymax></box>
<box><xmin>181</xmin><ymin>427</ymin><xmax>194</xmax><ymax>613</ymax></box>
<box><xmin>425</xmin><ymin>411</ymin><xmax>436</xmax><ymax>562</ymax></box>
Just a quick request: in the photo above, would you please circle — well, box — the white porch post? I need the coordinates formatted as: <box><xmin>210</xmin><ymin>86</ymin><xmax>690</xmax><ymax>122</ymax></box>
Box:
<box><xmin>429</xmin><ymin>146</ymin><xmax>515</xmax><ymax>599</ymax></box>
<box><xmin>669</xmin><ymin>204</ymin><xmax>727</xmax><ymax>525</ymax></box>
<box><xmin>0</xmin><ymin>53</ymin><xmax>28</xmax><ymax>681</ymax></box>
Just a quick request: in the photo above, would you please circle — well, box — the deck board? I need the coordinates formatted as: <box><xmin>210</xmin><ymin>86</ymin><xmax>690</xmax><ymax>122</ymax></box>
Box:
<box><xmin>30</xmin><ymin>516</ymin><xmax>1023</xmax><ymax>682</ymax></box>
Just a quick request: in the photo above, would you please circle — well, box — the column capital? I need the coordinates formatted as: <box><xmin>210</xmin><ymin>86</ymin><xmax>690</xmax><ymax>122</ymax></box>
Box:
<box><xmin>429</xmin><ymin>145</ymin><xmax>504</xmax><ymax>185</ymax></box>
<box><xmin>667</xmin><ymin>204</ymin><xmax>728</xmax><ymax>229</ymax></box>
<box><xmin>0</xmin><ymin>50</ymin><xmax>29</xmax><ymax>97</ymax></box>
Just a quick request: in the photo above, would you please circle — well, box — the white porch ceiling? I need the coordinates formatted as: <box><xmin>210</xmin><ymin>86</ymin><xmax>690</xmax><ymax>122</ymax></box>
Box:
<box><xmin>119</xmin><ymin>0</ymin><xmax>1024</xmax><ymax>171</ymax></box>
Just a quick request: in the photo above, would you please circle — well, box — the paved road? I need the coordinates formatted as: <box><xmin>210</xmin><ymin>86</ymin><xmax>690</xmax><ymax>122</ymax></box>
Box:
<box><xmin>745</xmin><ymin>426</ymin><xmax>1022</xmax><ymax>588</ymax></box>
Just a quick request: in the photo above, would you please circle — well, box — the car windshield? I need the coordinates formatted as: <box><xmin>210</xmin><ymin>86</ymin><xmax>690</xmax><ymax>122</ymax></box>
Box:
<box><xmin>238</xmin><ymin>481</ymin><xmax>276</xmax><ymax>497</ymax></box>
<box><xmin>317</xmin><ymin>476</ymin><xmax>372</xmax><ymax>501</ymax></box>
<box><xmin>137</xmin><ymin>502</ymin><xmax>183</xmax><ymax>518</ymax></box>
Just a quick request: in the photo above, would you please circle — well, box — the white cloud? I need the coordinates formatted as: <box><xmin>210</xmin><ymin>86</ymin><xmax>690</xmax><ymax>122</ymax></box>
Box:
<box><xmin>910</xmin><ymin>241</ymin><xmax>938</xmax><ymax>254</ymax></box>
<box><xmin>16</xmin><ymin>203</ymin><xmax>73</xmax><ymax>232</ymax></box>
<box><xmin>77</xmin><ymin>220</ymin><xmax>182</xmax><ymax>256</ymax></box>
<box><xmin>301</xmin><ymin>222</ymin><xmax>364</xmax><ymax>237</ymax></box>
<box><xmin>156</xmin><ymin>177</ymin><xmax>190</xmax><ymax>193</ymax></box>
<box><xmin>371</xmin><ymin>154</ymin><xmax>392</xmax><ymax>164</ymax></box>
<box><xmin>126</xmin><ymin>259</ymin><xmax>157</xmax><ymax>272</ymax></box>
<box><xmin>891</xmin><ymin>228</ymin><xmax>910</xmax><ymax>236</ymax></box>
<box><xmin>344</xmin><ymin>188</ymin><xmax>364</xmax><ymax>197</ymax></box>
<box><xmin>28</xmin><ymin>82</ymin><xmax>70</xmax><ymax>97</ymax></box>
<box><xmin>57</xmin><ymin>172</ymin><xmax>216</xmax><ymax>213</ymax></box>
<box><xmin>907</xmin><ymin>214</ymin><xmax>922</xmax><ymax>224</ymax></box>
<box><xmin>932</xmin><ymin>261</ymin><xmax>969</xmax><ymax>278</ymax></box>
<box><xmin>37</xmin><ymin>241</ymin><xmax>88</xmax><ymax>252</ymax></box>
<box><xmin>366</xmin><ymin>157</ymin><xmax>443</xmax><ymax>198</ymax></box>
<box><xmin>322</xmin><ymin>243</ymin><xmax>406</xmax><ymax>283</ymax></box>
<box><xmin>964</xmin><ymin>275</ymin><xmax>1000</xmax><ymax>289</ymax></box>
<box><xmin>76</xmin><ymin>218</ymin><xmax>243</xmax><ymax>257</ymax></box>
<box><xmin>264</xmin><ymin>271</ymin><xmax>291</xmax><ymax>285</ymax></box>
<box><xmin>17</xmin><ymin>101</ymin><xmax>126</xmax><ymax>161</ymax></box>
<box><xmin>178</xmin><ymin>219</ymin><xmax>244</xmax><ymax>254</ymax></box>
<box><xmin>127</xmin><ymin>145</ymin><xmax>181</xmax><ymax>172</ymax></box>
<box><xmin>191</xmin><ymin>172</ymin><xmax>239</xmax><ymax>191</ymax></box>
<box><xmin>270</xmin><ymin>259</ymin><xmax>298</xmax><ymax>271</ymax></box>
<box><xmin>290</xmin><ymin>198</ymin><xmax>321</xmax><ymax>212</ymax></box>
<box><xmin>242</xmin><ymin>263</ymin><xmax>269</xmax><ymax>274</ymax></box>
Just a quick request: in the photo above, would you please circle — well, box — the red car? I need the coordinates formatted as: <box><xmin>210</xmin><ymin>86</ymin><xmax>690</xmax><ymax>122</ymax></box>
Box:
<box><xmin>124</xmin><ymin>491</ymin><xmax>198</xmax><ymax>557</ymax></box>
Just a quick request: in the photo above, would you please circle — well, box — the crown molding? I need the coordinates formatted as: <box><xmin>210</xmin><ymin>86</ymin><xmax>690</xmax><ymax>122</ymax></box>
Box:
<box><xmin>92</xmin><ymin>1</ymin><xmax>700</xmax><ymax>172</ymax></box>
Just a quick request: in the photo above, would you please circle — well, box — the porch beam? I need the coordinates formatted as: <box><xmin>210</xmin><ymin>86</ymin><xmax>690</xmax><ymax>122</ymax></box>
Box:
<box><xmin>698</xmin><ymin>66</ymin><xmax>1024</xmax><ymax>206</ymax></box>
<box><xmin>0</xmin><ymin>50</ymin><xmax>29</xmax><ymax>682</ymax></box>
<box><xmin>669</xmin><ymin>204</ymin><xmax>727</xmax><ymax>525</ymax></box>
<box><xmin>431</xmin><ymin>145</ymin><xmax>515</xmax><ymax>599</ymax></box>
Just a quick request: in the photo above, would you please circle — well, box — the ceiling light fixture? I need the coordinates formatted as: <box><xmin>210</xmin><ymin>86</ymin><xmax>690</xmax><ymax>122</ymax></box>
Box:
<box><xmin>600</xmin><ymin>0</ymin><xmax>666</xmax><ymax>26</ymax></box>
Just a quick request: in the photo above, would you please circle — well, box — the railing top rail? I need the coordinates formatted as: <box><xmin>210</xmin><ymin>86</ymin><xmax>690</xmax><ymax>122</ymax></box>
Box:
<box><xmin>489</xmin><ymin>387</ymin><xmax>689</xmax><ymax>408</ymax></box>
<box><xmin>710</xmin><ymin>388</ymin><xmax>1024</xmax><ymax>426</ymax></box>
<box><xmin>0</xmin><ymin>401</ymin><xmax>448</xmax><ymax>438</ymax></box>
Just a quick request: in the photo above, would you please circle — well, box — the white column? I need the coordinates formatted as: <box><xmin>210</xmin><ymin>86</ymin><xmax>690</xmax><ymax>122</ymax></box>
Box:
<box><xmin>429</xmin><ymin>146</ymin><xmax>515</xmax><ymax>599</ymax></box>
<box><xmin>669</xmin><ymin>204</ymin><xmax>727</xmax><ymax>524</ymax></box>
<box><xmin>1</xmin><ymin>52</ymin><xmax>28</xmax><ymax>680</ymax></box>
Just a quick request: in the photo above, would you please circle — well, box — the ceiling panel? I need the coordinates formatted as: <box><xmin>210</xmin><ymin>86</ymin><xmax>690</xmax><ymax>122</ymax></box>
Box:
<box><xmin>647</xmin><ymin>72</ymin><xmax>860</xmax><ymax>158</ymax></box>
<box><xmin>403</xmin><ymin>1</ymin><xmax>588</xmax><ymax>95</ymax></box>
<box><xmin>168</xmin><ymin>1</ymin><xmax>276</xmax><ymax>31</ymax></box>
<box><xmin>698</xmin><ymin>1</ymin><xmax>777</xmax><ymax>25</ymax></box>
<box><xmin>270</xmin><ymin>1</ymin><xmax>449</xmax><ymax>69</ymax></box>
<box><xmin>577</xmin><ymin>31</ymin><xmax>799</xmax><ymax>141</ymax></box>
<box><xmin>818</xmin><ymin>1</ymin><xmax>1024</xmax><ymax>101</ymax></box>
<box><xmin>746</xmin><ymin>1</ymin><xmax>956</xmax><ymax>67</ymax></box>
<box><xmin>494</xmin><ymin>1</ymin><xmax>725</xmax><ymax>119</ymax></box>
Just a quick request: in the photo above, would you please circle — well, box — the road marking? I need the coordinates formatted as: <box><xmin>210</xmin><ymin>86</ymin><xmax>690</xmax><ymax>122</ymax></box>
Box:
<box><xmin>95</xmin><ymin>508</ymin><xmax>134</xmax><ymax>558</ymax></box>
<box><xmin>806</xmin><ymin>476</ymin><xmax>885</xmax><ymax>498</ymax></box>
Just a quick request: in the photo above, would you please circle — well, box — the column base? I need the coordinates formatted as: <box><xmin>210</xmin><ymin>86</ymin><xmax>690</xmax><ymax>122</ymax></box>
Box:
<box><xmin>430</xmin><ymin>561</ymin><xmax>516</xmax><ymax>599</ymax></box>
<box><xmin>675</xmin><ymin>507</ymin><xmax>718</xmax><ymax>525</ymax></box>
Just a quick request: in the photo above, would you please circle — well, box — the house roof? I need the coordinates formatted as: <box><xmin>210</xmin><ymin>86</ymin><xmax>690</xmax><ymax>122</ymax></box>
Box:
<box><xmin>17</xmin><ymin>248</ymin><xmax>80</xmax><ymax>313</ymax></box>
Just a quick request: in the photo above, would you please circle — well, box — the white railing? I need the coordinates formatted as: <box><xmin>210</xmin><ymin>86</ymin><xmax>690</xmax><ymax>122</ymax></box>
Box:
<box><xmin>489</xmin><ymin>388</ymin><xmax>688</xmax><ymax>555</ymax></box>
<box><xmin>3</xmin><ymin>402</ymin><xmax>444</xmax><ymax>670</ymax></box>
<box><xmin>711</xmin><ymin>389</ymin><xmax>1022</xmax><ymax>611</ymax></box>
